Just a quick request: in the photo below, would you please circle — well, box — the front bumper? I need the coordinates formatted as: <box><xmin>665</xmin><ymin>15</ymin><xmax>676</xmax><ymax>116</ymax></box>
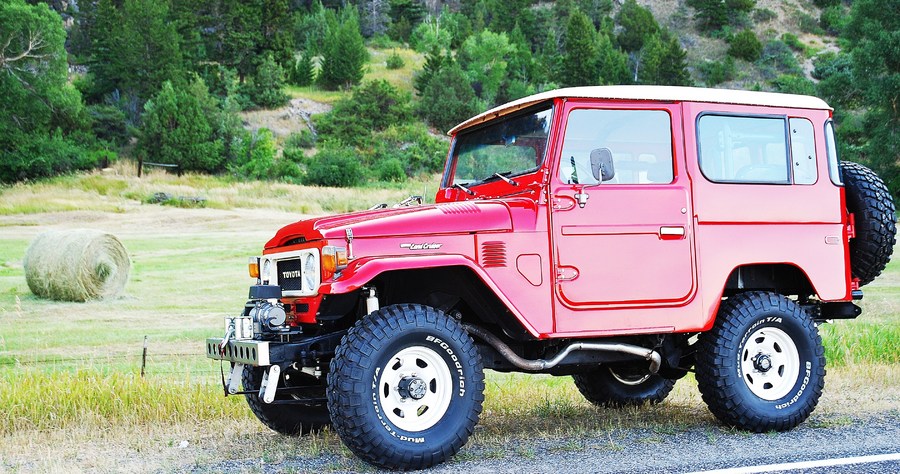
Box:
<box><xmin>206</xmin><ymin>338</ymin><xmax>270</xmax><ymax>366</ymax></box>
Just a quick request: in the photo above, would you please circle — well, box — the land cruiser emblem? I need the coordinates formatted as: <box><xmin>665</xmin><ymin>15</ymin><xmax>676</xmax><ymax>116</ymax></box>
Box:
<box><xmin>400</xmin><ymin>243</ymin><xmax>443</xmax><ymax>250</ymax></box>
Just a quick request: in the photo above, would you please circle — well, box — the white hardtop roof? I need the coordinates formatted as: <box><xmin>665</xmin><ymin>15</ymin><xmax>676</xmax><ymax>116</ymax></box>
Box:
<box><xmin>448</xmin><ymin>85</ymin><xmax>832</xmax><ymax>135</ymax></box>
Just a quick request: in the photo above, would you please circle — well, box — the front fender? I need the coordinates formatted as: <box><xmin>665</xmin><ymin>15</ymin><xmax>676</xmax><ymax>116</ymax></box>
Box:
<box><xmin>319</xmin><ymin>254</ymin><xmax>541</xmax><ymax>337</ymax></box>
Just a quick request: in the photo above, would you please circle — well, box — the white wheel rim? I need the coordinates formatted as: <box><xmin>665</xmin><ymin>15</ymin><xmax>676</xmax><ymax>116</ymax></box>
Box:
<box><xmin>740</xmin><ymin>326</ymin><xmax>800</xmax><ymax>401</ymax></box>
<box><xmin>608</xmin><ymin>367</ymin><xmax>651</xmax><ymax>386</ymax></box>
<box><xmin>377</xmin><ymin>345</ymin><xmax>453</xmax><ymax>432</ymax></box>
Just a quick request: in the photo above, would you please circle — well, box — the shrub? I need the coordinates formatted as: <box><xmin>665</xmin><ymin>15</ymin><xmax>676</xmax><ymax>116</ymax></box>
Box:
<box><xmin>781</xmin><ymin>33</ymin><xmax>805</xmax><ymax>53</ymax></box>
<box><xmin>771</xmin><ymin>74</ymin><xmax>817</xmax><ymax>95</ymax></box>
<box><xmin>374</xmin><ymin>158</ymin><xmax>407</xmax><ymax>182</ymax></box>
<box><xmin>0</xmin><ymin>131</ymin><xmax>97</xmax><ymax>183</ymax></box>
<box><xmin>728</xmin><ymin>30</ymin><xmax>762</xmax><ymax>61</ymax></box>
<box><xmin>797</xmin><ymin>12</ymin><xmax>825</xmax><ymax>35</ymax></box>
<box><xmin>819</xmin><ymin>6</ymin><xmax>847</xmax><ymax>36</ymax></box>
<box><xmin>758</xmin><ymin>39</ymin><xmax>802</xmax><ymax>79</ymax></box>
<box><xmin>752</xmin><ymin>7</ymin><xmax>777</xmax><ymax>23</ymax></box>
<box><xmin>386</xmin><ymin>51</ymin><xmax>405</xmax><ymax>70</ymax></box>
<box><xmin>305</xmin><ymin>146</ymin><xmax>364</xmax><ymax>187</ymax></box>
<box><xmin>315</xmin><ymin>80</ymin><xmax>414</xmax><ymax>146</ymax></box>
<box><xmin>230</xmin><ymin>129</ymin><xmax>277</xmax><ymax>180</ymax></box>
<box><xmin>285</xmin><ymin>130</ymin><xmax>316</xmax><ymax>150</ymax></box>
<box><xmin>698</xmin><ymin>57</ymin><xmax>736</xmax><ymax>86</ymax></box>
<box><xmin>368</xmin><ymin>123</ymin><xmax>449</xmax><ymax>176</ymax></box>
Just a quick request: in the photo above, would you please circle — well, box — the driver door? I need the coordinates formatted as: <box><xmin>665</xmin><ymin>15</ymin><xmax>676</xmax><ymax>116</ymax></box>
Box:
<box><xmin>550</xmin><ymin>103</ymin><xmax>696</xmax><ymax>309</ymax></box>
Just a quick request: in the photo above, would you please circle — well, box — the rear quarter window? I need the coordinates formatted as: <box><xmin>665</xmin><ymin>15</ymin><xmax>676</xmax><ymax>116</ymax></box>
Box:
<box><xmin>697</xmin><ymin>115</ymin><xmax>789</xmax><ymax>184</ymax></box>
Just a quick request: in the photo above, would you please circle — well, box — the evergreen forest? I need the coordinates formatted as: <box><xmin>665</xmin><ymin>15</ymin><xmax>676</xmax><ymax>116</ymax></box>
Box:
<box><xmin>0</xmin><ymin>0</ymin><xmax>897</xmax><ymax>198</ymax></box>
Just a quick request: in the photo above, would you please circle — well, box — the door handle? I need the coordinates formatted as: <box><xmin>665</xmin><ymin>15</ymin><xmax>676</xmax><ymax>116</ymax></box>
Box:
<box><xmin>659</xmin><ymin>226</ymin><xmax>685</xmax><ymax>240</ymax></box>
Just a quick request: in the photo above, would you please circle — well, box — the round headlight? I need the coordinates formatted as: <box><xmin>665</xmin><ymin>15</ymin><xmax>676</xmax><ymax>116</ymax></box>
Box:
<box><xmin>261</xmin><ymin>259</ymin><xmax>272</xmax><ymax>281</ymax></box>
<box><xmin>304</xmin><ymin>254</ymin><xmax>316</xmax><ymax>290</ymax></box>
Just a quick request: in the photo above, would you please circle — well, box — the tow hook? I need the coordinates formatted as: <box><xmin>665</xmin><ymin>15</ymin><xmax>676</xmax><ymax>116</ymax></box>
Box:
<box><xmin>259</xmin><ymin>365</ymin><xmax>281</xmax><ymax>404</ymax></box>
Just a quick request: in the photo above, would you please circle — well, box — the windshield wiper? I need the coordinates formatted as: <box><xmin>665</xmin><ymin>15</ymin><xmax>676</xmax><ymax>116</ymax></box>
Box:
<box><xmin>453</xmin><ymin>183</ymin><xmax>476</xmax><ymax>195</ymax></box>
<box><xmin>490</xmin><ymin>172</ymin><xmax>519</xmax><ymax>186</ymax></box>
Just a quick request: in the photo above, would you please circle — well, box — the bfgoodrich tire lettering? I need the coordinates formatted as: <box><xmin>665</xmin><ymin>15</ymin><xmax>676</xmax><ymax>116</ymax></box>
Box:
<box><xmin>327</xmin><ymin>304</ymin><xmax>485</xmax><ymax>470</ymax></box>
<box><xmin>696</xmin><ymin>291</ymin><xmax>825</xmax><ymax>432</ymax></box>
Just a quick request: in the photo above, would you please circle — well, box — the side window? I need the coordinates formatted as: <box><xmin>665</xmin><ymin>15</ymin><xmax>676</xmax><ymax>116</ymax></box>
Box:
<box><xmin>825</xmin><ymin>121</ymin><xmax>842</xmax><ymax>185</ymax></box>
<box><xmin>559</xmin><ymin>109</ymin><xmax>673</xmax><ymax>185</ymax></box>
<box><xmin>698</xmin><ymin>115</ymin><xmax>789</xmax><ymax>184</ymax></box>
<box><xmin>789</xmin><ymin>118</ymin><xmax>817</xmax><ymax>185</ymax></box>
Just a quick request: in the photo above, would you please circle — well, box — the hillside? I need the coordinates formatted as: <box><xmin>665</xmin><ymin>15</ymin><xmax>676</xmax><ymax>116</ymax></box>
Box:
<box><xmin>1</xmin><ymin>0</ymin><xmax>896</xmax><ymax>199</ymax></box>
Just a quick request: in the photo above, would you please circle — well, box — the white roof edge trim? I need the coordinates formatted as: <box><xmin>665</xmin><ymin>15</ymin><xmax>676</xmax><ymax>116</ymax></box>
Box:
<box><xmin>447</xmin><ymin>85</ymin><xmax>832</xmax><ymax>135</ymax></box>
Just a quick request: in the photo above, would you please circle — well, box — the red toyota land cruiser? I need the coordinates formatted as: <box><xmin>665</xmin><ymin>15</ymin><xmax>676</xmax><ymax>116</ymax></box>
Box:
<box><xmin>207</xmin><ymin>86</ymin><xmax>896</xmax><ymax>470</ymax></box>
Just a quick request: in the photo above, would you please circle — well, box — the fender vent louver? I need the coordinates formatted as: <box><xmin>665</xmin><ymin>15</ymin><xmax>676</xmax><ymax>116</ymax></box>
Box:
<box><xmin>481</xmin><ymin>241</ymin><xmax>507</xmax><ymax>268</ymax></box>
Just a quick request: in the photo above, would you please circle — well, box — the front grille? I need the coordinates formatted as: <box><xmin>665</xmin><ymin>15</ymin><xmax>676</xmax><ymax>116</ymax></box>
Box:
<box><xmin>277</xmin><ymin>258</ymin><xmax>304</xmax><ymax>291</ymax></box>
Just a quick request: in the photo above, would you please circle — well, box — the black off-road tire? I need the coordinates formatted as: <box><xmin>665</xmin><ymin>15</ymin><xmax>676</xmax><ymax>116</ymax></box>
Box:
<box><xmin>242</xmin><ymin>365</ymin><xmax>330</xmax><ymax>436</ymax></box>
<box><xmin>573</xmin><ymin>365</ymin><xmax>675</xmax><ymax>408</ymax></box>
<box><xmin>696</xmin><ymin>291</ymin><xmax>825</xmax><ymax>432</ymax></box>
<box><xmin>840</xmin><ymin>161</ymin><xmax>897</xmax><ymax>286</ymax></box>
<box><xmin>327</xmin><ymin>304</ymin><xmax>485</xmax><ymax>471</ymax></box>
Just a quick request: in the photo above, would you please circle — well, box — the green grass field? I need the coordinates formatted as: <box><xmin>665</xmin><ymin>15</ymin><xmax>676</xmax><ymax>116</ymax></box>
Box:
<box><xmin>0</xmin><ymin>168</ymin><xmax>897</xmax><ymax>471</ymax></box>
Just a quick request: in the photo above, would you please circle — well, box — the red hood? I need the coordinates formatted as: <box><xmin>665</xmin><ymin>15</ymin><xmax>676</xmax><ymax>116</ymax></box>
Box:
<box><xmin>265</xmin><ymin>201</ymin><xmax>514</xmax><ymax>249</ymax></box>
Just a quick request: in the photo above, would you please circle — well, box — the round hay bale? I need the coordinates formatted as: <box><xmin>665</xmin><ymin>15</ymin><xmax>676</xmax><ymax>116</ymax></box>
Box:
<box><xmin>23</xmin><ymin>229</ymin><xmax>131</xmax><ymax>302</ymax></box>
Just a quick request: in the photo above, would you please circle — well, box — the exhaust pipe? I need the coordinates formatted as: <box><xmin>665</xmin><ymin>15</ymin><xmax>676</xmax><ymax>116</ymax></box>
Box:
<box><xmin>463</xmin><ymin>323</ymin><xmax>662</xmax><ymax>373</ymax></box>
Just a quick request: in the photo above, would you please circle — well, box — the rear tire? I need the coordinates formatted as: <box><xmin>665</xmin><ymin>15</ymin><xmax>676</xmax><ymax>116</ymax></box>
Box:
<box><xmin>243</xmin><ymin>365</ymin><xmax>330</xmax><ymax>436</ymax></box>
<box><xmin>840</xmin><ymin>161</ymin><xmax>897</xmax><ymax>286</ymax></box>
<box><xmin>696</xmin><ymin>291</ymin><xmax>825</xmax><ymax>432</ymax></box>
<box><xmin>327</xmin><ymin>304</ymin><xmax>485</xmax><ymax>470</ymax></box>
<box><xmin>573</xmin><ymin>364</ymin><xmax>675</xmax><ymax>407</ymax></box>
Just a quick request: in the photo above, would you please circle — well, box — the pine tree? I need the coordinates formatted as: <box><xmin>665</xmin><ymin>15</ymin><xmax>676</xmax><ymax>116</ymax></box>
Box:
<box><xmin>247</xmin><ymin>54</ymin><xmax>289</xmax><ymax>108</ymax></box>
<box><xmin>359</xmin><ymin>0</ymin><xmax>391</xmax><ymax>37</ymax></box>
<box><xmin>290</xmin><ymin>50</ymin><xmax>316</xmax><ymax>87</ymax></box>
<box><xmin>596</xmin><ymin>32</ymin><xmax>631</xmax><ymax>85</ymax></box>
<box><xmin>687</xmin><ymin>0</ymin><xmax>728</xmax><ymax>32</ymax></box>
<box><xmin>318</xmin><ymin>9</ymin><xmax>369</xmax><ymax>90</ymax></box>
<box><xmin>418</xmin><ymin>62</ymin><xmax>479</xmax><ymax>132</ymax></box>
<box><xmin>638</xmin><ymin>31</ymin><xmax>692</xmax><ymax>86</ymax></box>
<box><xmin>140</xmin><ymin>79</ymin><xmax>224</xmax><ymax>172</ymax></box>
<box><xmin>560</xmin><ymin>10</ymin><xmax>598</xmax><ymax>87</ymax></box>
<box><xmin>616</xmin><ymin>0</ymin><xmax>658</xmax><ymax>52</ymax></box>
<box><xmin>414</xmin><ymin>46</ymin><xmax>447</xmax><ymax>95</ymax></box>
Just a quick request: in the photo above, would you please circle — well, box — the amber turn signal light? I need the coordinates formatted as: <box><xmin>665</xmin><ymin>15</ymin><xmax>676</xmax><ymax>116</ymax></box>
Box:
<box><xmin>248</xmin><ymin>257</ymin><xmax>260</xmax><ymax>278</ymax></box>
<box><xmin>321</xmin><ymin>246</ymin><xmax>348</xmax><ymax>279</ymax></box>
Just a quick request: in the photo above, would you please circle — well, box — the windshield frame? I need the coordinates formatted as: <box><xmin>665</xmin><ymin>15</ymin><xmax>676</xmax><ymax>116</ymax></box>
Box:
<box><xmin>442</xmin><ymin>101</ymin><xmax>555</xmax><ymax>189</ymax></box>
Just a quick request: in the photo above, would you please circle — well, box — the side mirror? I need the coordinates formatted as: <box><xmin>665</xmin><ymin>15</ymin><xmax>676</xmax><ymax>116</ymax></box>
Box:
<box><xmin>590</xmin><ymin>148</ymin><xmax>615</xmax><ymax>182</ymax></box>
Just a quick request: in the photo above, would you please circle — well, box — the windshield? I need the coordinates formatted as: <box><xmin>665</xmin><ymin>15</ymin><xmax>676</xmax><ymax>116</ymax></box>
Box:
<box><xmin>446</xmin><ymin>104</ymin><xmax>553</xmax><ymax>187</ymax></box>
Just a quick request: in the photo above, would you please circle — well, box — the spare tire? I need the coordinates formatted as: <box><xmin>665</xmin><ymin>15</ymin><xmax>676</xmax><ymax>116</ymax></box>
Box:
<box><xmin>840</xmin><ymin>161</ymin><xmax>897</xmax><ymax>286</ymax></box>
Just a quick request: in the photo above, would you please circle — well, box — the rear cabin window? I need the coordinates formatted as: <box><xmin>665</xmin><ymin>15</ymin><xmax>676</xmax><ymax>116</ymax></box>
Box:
<box><xmin>789</xmin><ymin>117</ymin><xmax>817</xmax><ymax>185</ymax></box>
<box><xmin>697</xmin><ymin>115</ymin><xmax>789</xmax><ymax>184</ymax></box>
<box><xmin>559</xmin><ymin>109</ymin><xmax>674</xmax><ymax>185</ymax></box>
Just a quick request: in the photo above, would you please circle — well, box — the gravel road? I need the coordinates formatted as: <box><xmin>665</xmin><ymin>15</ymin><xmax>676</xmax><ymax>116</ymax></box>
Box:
<box><xmin>187</xmin><ymin>412</ymin><xmax>900</xmax><ymax>473</ymax></box>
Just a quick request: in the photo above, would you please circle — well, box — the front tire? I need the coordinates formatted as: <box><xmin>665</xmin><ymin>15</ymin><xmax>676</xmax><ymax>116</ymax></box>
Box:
<box><xmin>327</xmin><ymin>304</ymin><xmax>485</xmax><ymax>470</ymax></box>
<box><xmin>573</xmin><ymin>364</ymin><xmax>675</xmax><ymax>407</ymax></box>
<box><xmin>696</xmin><ymin>291</ymin><xmax>825</xmax><ymax>432</ymax></box>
